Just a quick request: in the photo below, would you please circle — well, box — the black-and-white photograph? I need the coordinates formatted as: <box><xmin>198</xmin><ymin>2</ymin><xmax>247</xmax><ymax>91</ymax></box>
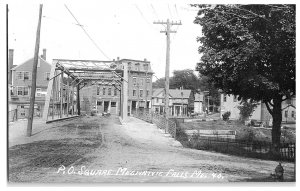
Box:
<box><xmin>6</xmin><ymin>0</ymin><xmax>296</xmax><ymax>185</ymax></box>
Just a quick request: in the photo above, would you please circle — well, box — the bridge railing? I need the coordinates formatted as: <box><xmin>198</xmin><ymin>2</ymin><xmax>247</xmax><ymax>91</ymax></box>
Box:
<box><xmin>132</xmin><ymin>109</ymin><xmax>176</xmax><ymax>139</ymax></box>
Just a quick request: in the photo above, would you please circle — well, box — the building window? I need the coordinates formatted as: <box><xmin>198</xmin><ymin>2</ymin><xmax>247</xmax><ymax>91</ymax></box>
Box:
<box><xmin>103</xmin><ymin>88</ymin><xmax>106</xmax><ymax>95</ymax></box>
<box><xmin>144</xmin><ymin>64</ymin><xmax>148</xmax><ymax>71</ymax></box>
<box><xmin>36</xmin><ymin>88</ymin><xmax>42</xmax><ymax>97</ymax></box>
<box><xmin>223</xmin><ymin>94</ymin><xmax>227</xmax><ymax>102</ymax></box>
<box><xmin>20</xmin><ymin>105</ymin><xmax>24</xmax><ymax>109</ymax></box>
<box><xmin>162</xmin><ymin>98</ymin><xmax>165</xmax><ymax>103</ymax></box>
<box><xmin>97</xmin><ymin>86</ymin><xmax>100</xmax><ymax>95</ymax></box>
<box><xmin>292</xmin><ymin>111</ymin><xmax>295</xmax><ymax>118</ymax></box>
<box><xmin>133</xmin><ymin>90</ymin><xmax>136</xmax><ymax>96</ymax></box>
<box><xmin>108</xmin><ymin>88</ymin><xmax>111</xmax><ymax>95</ymax></box>
<box><xmin>17</xmin><ymin>71</ymin><xmax>24</xmax><ymax>80</ymax></box>
<box><xmin>111</xmin><ymin>102</ymin><xmax>116</xmax><ymax>107</ymax></box>
<box><xmin>285</xmin><ymin>110</ymin><xmax>288</xmax><ymax>118</ymax></box>
<box><xmin>140</xmin><ymin>90</ymin><xmax>143</xmax><ymax>97</ymax></box>
<box><xmin>146</xmin><ymin>77</ymin><xmax>150</xmax><ymax>83</ymax></box>
<box><xmin>146</xmin><ymin>90</ymin><xmax>149</xmax><ymax>97</ymax></box>
<box><xmin>133</xmin><ymin>77</ymin><xmax>137</xmax><ymax>85</ymax></box>
<box><xmin>23</xmin><ymin>87</ymin><xmax>29</xmax><ymax>96</ymax></box>
<box><xmin>24</xmin><ymin>71</ymin><xmax>31</xmax><ymax>80</ymax></box>
<box><xmin>97</xmin><ymin>101</ymin><xmax>102</xmax><ymax>106</ymax></box>
<box><xmin>114</xmin><ymin>88</ymin><xmax>117</xmax><ymax>96</ymax></box>
<box><xmin>140</xmin><ymin>79</ymin><xmax>143</xmax><ymax>86</ymax></box>
<box><xmin>45</xmin><ymin>72</ymin><xmax>50</xmax><ymax>81</ymax></box>
<box><xmin>156</xmin><ymin>98</ymin><xmax>158</xmax><ymax>103</ymax></box>
<box><xmin>17</xmin><ymin>87</ymin><xmax>23</xmax><ymax>95</ymax></box>
<box><xmin>135</xmin><ymin>63</ymin><xmax>139</xmax><ymax>71</ymax></box>
<box><xmin>233</xmin><ymin>95</ymin><xmax>237</xmax><ymax>102</ymax></box>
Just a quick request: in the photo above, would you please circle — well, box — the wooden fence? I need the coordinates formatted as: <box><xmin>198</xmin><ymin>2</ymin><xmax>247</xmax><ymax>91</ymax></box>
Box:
<box><xmin>132</xmin><ymin>109</ymin><xmax>177</xmax><ymax>139</ymax></box>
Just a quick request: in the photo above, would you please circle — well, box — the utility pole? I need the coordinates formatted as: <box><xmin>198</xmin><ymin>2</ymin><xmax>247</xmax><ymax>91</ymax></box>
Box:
<box><xmin>27</xmin><ymin>4</ymin><xmax>43</xmax><ymax>137</ymax></box>
<box><xmin>153</xmin><ymin>19</ymin><xmax>181</xmax><ymax>133</ymax></box>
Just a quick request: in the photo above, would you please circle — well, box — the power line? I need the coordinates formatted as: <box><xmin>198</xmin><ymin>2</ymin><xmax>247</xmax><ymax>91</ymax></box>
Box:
<box><xmin>64</xmin><ymin>4</ymin><xmax>111</xmax><ymax>60</ymax></box>
<box><xmin>134</xmin><ymin>4</ymin><xmax>152</xmax><ymax>26</ymax></box>
<box><xmin>43</xmin><ymin>15</ymin><xmax>84</xmax><ymax>27</ymax></box>
<box><xmin>168</xmin><ymin>4</ymin><xmax>173</xmax><ymax>19</ymax></box>
<box><xmin>151</xmin><ymin>4</ymin><xmax>159</xmax><ymax>20</ymax></box>
<box><xmin>64</xmin><ymin>5</ymin><xmax>128</xmax><ymax>83</ymax></box>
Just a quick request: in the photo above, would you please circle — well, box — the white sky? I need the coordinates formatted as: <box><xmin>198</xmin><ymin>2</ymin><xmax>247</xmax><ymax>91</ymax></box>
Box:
<box><xmin>7</xmin><ymin>0</ymin><xmax>202</xmax><ymax>79</ymax></box>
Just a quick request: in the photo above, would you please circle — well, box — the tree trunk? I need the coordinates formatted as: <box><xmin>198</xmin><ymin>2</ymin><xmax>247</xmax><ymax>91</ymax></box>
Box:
<box><xmin>271</xmin><ymin>97</ymin><xmax>282</xmax><ymax>151</ymax></box>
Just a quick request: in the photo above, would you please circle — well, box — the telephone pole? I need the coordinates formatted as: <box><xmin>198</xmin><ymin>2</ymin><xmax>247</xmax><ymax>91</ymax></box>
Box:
<box><xmin>27</xmin><ymin>4</ymin><xmax>43</xmax><ymax>137</ymax></box>
<box><xmin>153</xmin><ymin>19</ymin><xmax>181</xmax><ymax>133</ymax></box>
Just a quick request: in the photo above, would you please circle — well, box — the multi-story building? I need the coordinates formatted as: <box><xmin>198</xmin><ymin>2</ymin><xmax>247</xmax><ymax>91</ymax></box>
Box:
<box><xmin>80</xmin><ymin>58</ymin><xmax>153</xmax><ymax>115</ymax></box>
<box><xmin>152</xmin><ymin>88</ymin><xmax>194</xmax><ymax>117</ymax></box>
<box><xmin>9</xmin><ymin>49</ymin><xmax>51</xmax><ymax>118</ymax></box>
<box><xmin>194</xmin><ymin>93</ymin><xmax>204</xmax><ymax>114</ymax></box>
<box><xmin>220</xmin><ymin>94</ymin><xmax>296</xmax><ymax>123</ymax></box>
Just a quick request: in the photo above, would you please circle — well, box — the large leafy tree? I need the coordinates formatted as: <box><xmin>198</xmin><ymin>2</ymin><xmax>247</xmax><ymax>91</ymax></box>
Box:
<box><xmin>193</xmin><ymin>4</ymin><xmax>295</xmax><ymax>149</ymax></box>
<box><xmin>170</xmin><ymin>69</ymin><xmax>200</xmax><ymax>93</ymax></box>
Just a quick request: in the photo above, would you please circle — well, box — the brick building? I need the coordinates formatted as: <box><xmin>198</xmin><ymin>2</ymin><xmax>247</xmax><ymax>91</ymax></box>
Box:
<box><xmin>80</xmin><ymin>58</ymin><xmax>153</xmax><ymax>115</ymax></box>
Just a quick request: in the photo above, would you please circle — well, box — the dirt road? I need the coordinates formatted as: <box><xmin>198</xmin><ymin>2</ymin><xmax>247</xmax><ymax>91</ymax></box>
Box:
<box><xmin>8</xmin><ymin>116</ymin><xmax>295</xmax><ymax>183</ymax></box>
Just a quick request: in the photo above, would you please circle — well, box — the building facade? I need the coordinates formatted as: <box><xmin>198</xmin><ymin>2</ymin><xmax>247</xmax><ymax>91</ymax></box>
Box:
<box><xmin>80</xmin><ymin>58</ymin><xmax>153</xmax><ymax>115</ymax></box>
<box><xmin>194</xmin><ymin>93</ymin><xmax>204</xmax><ymax>114</ymax></box>
<box><xmin>220</xmin><ymin>94</ymin><xmax>296</xmax><ymax>123</ymax></box>
<box><xmin>152</xmin><ymin>88</ymin><xmax>194</xmax><ymax>117</ymax></box>
<box><xmin>9</xmin><ymin>49</ymin><xmax>51</xmax><ymax>118</ymax></box>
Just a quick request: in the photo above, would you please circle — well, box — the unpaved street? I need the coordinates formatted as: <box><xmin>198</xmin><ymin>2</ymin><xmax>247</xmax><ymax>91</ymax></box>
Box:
<box><xmin>8</xmin><ymin>116</ymin><xmax>295</xmax><ymax>183</ymax></box>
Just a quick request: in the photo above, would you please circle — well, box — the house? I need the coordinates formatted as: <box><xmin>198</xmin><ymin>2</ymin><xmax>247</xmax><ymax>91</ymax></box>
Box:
<box><xmin>152</xmin><ymin>88</ymin><xmax>194</xmax><ymax>117</ymax></box>
<box><xmin>194</xmin><ymin>93</ymin><xmax>204</xmax><ymax>114</ymax></box>
<box><xmin>79</xmin><ymin>58</ymin><xmax>153</xmax><ymax>115</ymax></box>
<box><xmin>220</xmin><ymin>94</ymin><xmax>296</xmax><ymax>123</ymax></box>
<box><xmin>9</xmin><ymin>49</ymin><xmax>51</xmax><ymax>118</ymax></box>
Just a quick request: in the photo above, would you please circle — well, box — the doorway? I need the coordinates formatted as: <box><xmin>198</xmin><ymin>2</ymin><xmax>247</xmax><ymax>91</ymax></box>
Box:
<box><xmin>104</xmin><ymin>101</ymin><xmax>109</xmax><ymax>112</ymax></box>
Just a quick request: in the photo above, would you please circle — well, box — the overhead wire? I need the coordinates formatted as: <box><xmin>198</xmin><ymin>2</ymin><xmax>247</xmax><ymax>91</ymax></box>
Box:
<box><xmin>64</xmin><ymin>4</ymin><xmax>127</xmax><ymax>82</ymax></box>
<box><xmin>64</xmin><ymin>4</ymin><xmax>111</xmax><ymax>60</ymax></box>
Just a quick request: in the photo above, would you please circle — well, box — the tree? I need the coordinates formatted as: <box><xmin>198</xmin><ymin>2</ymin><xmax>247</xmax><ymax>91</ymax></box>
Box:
<box><xmin>238</xmin><ymin>99</ymin><xmax>259</xmax><ymax>121</ymax></box>
<box><xmin>198</xmin><ymin>75</ymin><xmax>220</xmax><ymax>112</ymax></box>
<box><xmin>152</xmin><ymin>77</ymin><xmax>166</xmax><ymax>89</ymax></box>
<box><xmin>170</xmin><ymin>69</ymin><xmax>200</xmax><ymax>93</ymax></box>
<box><xmin>193</xmin><ymin>4</ymin><xmax>295</xmax><ymax>149</ymax></box>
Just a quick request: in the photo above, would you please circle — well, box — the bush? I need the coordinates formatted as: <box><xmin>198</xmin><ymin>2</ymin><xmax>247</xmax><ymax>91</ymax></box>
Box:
<box><xmin>222</xmin><ymin>111</ymin><xmax>231</xmax><ymax>121</ymax></box>
<box><xmin>175</xmin><ymin>126</ymin><xmax>189</xmax><ymax>144</ymax></box>
<box><xmin>241</xmin><ymin>128</ymin><xmax>257</xmax><ymax>142</ymax></box>
<box><xmin>238</xmin><ymin>99</ymin><xmax>258</xmax><ymax>121</ymax></box>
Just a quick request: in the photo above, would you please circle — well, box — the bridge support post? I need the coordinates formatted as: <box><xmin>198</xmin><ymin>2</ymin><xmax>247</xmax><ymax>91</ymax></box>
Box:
<box><xmin>122</xmin><ymin>62</ymin><xmax>128</xmax><ymax>120</ymax></box>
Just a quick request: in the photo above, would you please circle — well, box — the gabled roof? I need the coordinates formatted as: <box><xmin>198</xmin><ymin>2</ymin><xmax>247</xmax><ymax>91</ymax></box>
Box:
<box><xmin>152</xmin><ymin>88</ymin><xmax>164</xmax><ymax>97</ymax></box>
<box><xmin>152</xmin><ymin>88</ymin><xmax>192</xmax><ymax>99</ymax></box>
<box><xmin>194</xmin><ymin>93</ymin><xmax>204</xmax><ymax>102</ymax></box>
<box><xmin>11</xmin><ymin>56</ymin><xmax>51</xmax><ymax>70</ymax></box>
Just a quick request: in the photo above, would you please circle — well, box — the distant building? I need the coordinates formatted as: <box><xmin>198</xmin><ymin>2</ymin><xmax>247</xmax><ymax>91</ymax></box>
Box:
<box><xmin>194</xmin><ymin>93</ymin><xmax>204</xmax><ymax>114</ymax></box>
<box><xmin>9</xmin><ymin>49</ymin><xmax>50</xmax><ymax>118</ymax></box>
<box><xmin>220</xmin><ymin>94</ymin><xmax>296</xmax><ymax>123</ymax></box>
<box><xmin>80</xmin><ymin>58</ymin><xmax>153</xmax><ymax>115</ymax></box>
<box><xmin>152</xmin><ymin>88</ymin><xmax>194</xmax><ymax>117</ymax></box>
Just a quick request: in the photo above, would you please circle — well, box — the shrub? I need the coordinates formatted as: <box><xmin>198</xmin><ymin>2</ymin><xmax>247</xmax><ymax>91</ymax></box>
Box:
<box><xmin>238</xmin><ymin>99</ymin><xmax>258</xmax><ymax>121</ymax></box>
<box><xmin>222</xmin><ymin>111</ymin><xmax>231</xmax><ymax>121</ymax></box>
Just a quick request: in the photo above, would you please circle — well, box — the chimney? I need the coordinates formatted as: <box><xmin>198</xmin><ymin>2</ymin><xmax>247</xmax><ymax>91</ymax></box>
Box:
<box><xmin>41</xmin><ymin>48</ymin><xmax>46</xmax><ymax>60</ymax></box>
<box><xmin>8</xmin><ymin>49</ymin><xmax>14</xmax><ymax>84</ymax></box>
<box><xmin>144</xmin><ymin>58</ymin><xmax>147</xmax><ymax>62</ymax></box>
<box><xmin>117</xmin><ymin>57</ymin><xmax>120</xmax><ymax>61</ymax></box>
